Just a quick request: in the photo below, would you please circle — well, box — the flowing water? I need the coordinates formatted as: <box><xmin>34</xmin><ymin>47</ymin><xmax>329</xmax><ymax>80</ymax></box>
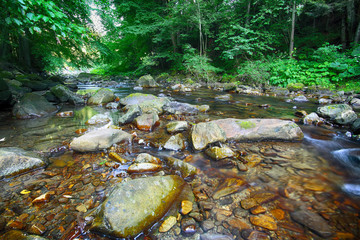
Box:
<box><xmin>0</xmin><ymin>83</ymin><xmax>360</xmax><ymax>239</ymax></box>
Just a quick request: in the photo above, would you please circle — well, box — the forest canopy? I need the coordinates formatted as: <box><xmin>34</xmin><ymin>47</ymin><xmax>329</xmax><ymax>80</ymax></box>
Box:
<box><xmin>1</xmin><ymin>0</ymin><xmax>359</xmax><ymax>89</ymax></box>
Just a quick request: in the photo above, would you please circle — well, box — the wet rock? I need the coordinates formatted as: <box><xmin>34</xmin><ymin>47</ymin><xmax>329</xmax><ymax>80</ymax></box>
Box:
<box><xmin>70</xmin><ymin>128</ymin><xmax>133</xmax><ymax>152</ymax></box>
<box><xmin>127</xmin><ymin>163</ymin><xmax>162</xmax><ymax>173</ymax></box>
<box><xmin>270</xmin><ymin>209</ymin><xmax>285</xmax><ymax>220</ymax></box>
<box><xmin>213</xmin><ymin>178</ymin><xmax>246</xmax><ymax>200</ymax></box>
<box><xmin>0</xmin><ymin>78</ymin><xmax>12</xmax><ymax>106</ymax></box>
<box><xmin>303</xmin><ymin>112</ymin><xmax>323</xmax><ymax>125</ymax></box>
<box><xmin>181</xmin><ymin>217</ymin><xmax>197</xmax><ymax>236</ymax></box>
<box><xmin>87</xmin><ymin>88</ymin><xmax>115</xmax><ymax>105</ymax></box>
<box><xmin>119</xmin><ymin>93</ymin><xmax>157</xmax><ymax>106</ymax></box>
<box><xmin>159</xmin><ymin>216</ymin><xmax>177</xmax><ymax>232</ymax></box>
<box><xmin>32</xmin><ymin>192</ymin><xmax>51</xmax><ymax>204</ymax></box>
<box><xmin>105</xmin><ymin>102</ymin><xmax>119</xmax><ymax>109</ymax></box>
<box><xmin>319</xmin><ymin>98</ymin><xmax>332</xmax><ymax>104</ymax></box>
<box><xmin>287</xmin><ymin>82</ymin><xmax>304</xmax><ymax>92</ymax></box>
<box><xmin>237</xmin><ymin>162</ymin><xmax>248</xmax><ymax>172</ymax></box>
<box><xmin>137</xmin><ymin>74</ymin><xmax>158</xmax><ymax>88</ymax></box>
<box><xmin>85</xmin><ymin>113</ymin><xmax>111</xmax><ymax>125</ymax></box>
<box><xmin>291</xmin><ymin>210</ymin><xmax>333</xmax><ymax>238</ymax></box>
<box><xmin>166</xmin><ymin>121</ymin><xmax>188</xmax><ymax>133</ymax></box>
<box><xmin>90</xmin><ymin>175</ymin><xmax>189</xmax><ymax>238</ymax></box>
<box><xmin>350</xmin><ymin>98</ymin><xmax>360</xmax><ymax>109</ymax></box>
<box><xmin>28</xmin><ymin>223</ymin><xmax>46</xmax><ymax>235</ymax></box>
<box><xmin>163</xmin><ymin>101</ymin><xmax>200</xmax><ymax>115</ymax></box>
<box><xmin>351</xmin><ymin>119</ymin><xmax>360</xmax><ymax>134</ymax></box>
<box><xmin>50</xmin><ymin>84</ymin><xmax>84</xmax><ymax>105</ymax></box>
<box><xmin>0</xmin><ymin>147</ymin><xmax>45</xmax><ymax>179</ymax></box>
<box><xmin>293</xmin><ymin>95</ymin><xmax>308</xmax><ymax>102</ymax></box>
<box><xmin>118</xmin><ymin>104</ymin><xmax>142</xmax><ymax>125</ymax></box>
<box><xmin>164</xmin><ymin>133</ymin><xmax>185</xmax><ymax>151</ymax></box>
<box><xmin>200</xmin><ymin>233</ymin><xmax>233</xmax><ymax>240</ymax></box>
<box><xmin>317</xmin><ymin>104</ymin><xmax>357</xmax><ymax>125</ymax></box>
<box><xmin>191</xmin><ymin>122</ymin><xmax>227</xmax><ymax>150</ymax></box>
<box><xmin>12</xmin><ymin>93</ymin><xmax>57</xmax><ymax>119</ymax></box>
<box><xmin>205</xmin><ymin>145</ymin><xmax>235</xmax><ymax>160</ymax></box>
<box><xmin>272</xmin><ymin>88</ymin><xmax>289</xmax><ymax>96</ymax></box>
<box><xmin>134</xmin><ymin>113</ymin><xmax>159</xmax><ymax>131</ymax></box>
<box><xmin>249</xmin><ymin>215</ymin><xmax>277</xmax><ymax>231</ymax></box>
<box><xmin>165</xmin><ymin>157</ymin><xmax>197</xmax><ymax>178</ymax></box>
<box><xmin>135</xmin><ymin>153</ymin><xmax>161</xmax><ymax>164</ymax></box>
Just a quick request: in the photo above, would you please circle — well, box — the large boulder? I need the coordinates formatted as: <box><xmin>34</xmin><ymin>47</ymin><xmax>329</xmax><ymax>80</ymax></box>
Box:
<box><xmin>50</xmin><ymin>84</ymin><xmax>84</xmax><ymax>105</ymax></box>
<box><xmin>164</xmin><ymin>133</ymin><xmax>186</xmax><ymax>151</ymax></box>
<box><xmin>0</xmin><ymin>147</ymin><xmax>46</xmax><ymax>179</ymax></box>
<box><xmin>12</xmin><ymin>93</ymin><xmax>57</xmax><ymax>119</ymax></box>
<box><xmin>317</xmin><ymin>104</ymin><xmax>357</xmax><ymax>125</ymax></box>
<box><xmin>137</xmin><ymin>74</ymin><xmax>158</xmax><ymax>88</ymax></box>
<box><xmin>120</xmin><ymin>93</ymin><xmax>170</xmax><ymax>114</ymax></box>
<box><xmin>87</xmin><ymin>88</ymin><xmax>115</xmax><ymax>105</ymax></box>
<box><xmin>70</xmin><ymin>128</ymin><xmax>133</xmax><ymax>152</ymax></box>
<box><xmin>89</xmin><ymin>175</ymin><xmax>192</xmax><ymax>238</ymax></box>
<box><xmin>191</xmin><ymin>119</ymin><xmax>304</xmax><ymax>150</ymax></box>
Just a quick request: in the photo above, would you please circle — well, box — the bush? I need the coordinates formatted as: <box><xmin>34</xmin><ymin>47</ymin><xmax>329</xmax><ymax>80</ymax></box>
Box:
<box><xmin>237</xmin><ymin>60</ymin><xmax>271</xmax><ymax>85</ymax></box>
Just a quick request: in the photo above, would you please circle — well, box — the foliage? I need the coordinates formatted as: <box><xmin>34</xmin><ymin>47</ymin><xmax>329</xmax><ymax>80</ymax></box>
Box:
<box><xmin>237</xmin><ymin>60</ymin><xmax>271</xmax><ymax>85</ymax></box>
<box><xmin>182</xmin><ymin>44</ymin><xmax>222</xmax><ymax>83</ymax></box>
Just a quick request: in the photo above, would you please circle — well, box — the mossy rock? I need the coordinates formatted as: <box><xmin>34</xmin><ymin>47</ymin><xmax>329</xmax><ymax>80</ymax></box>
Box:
<box><xmin>76</xmin><ymin>89</ymin><xmax>98</xmax><ymax>96</ymax></box>
<box><xmin>287</xmin><ymin>83</ymin><xmax>304</xmax><ymax>92</ymax></box>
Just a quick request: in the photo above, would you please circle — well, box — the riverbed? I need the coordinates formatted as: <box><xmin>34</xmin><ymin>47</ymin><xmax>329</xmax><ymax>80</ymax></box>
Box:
<box><xmin>0</xmin><ymin>84</ymin><xmax>359</xmax><ymax>240</ymax></box>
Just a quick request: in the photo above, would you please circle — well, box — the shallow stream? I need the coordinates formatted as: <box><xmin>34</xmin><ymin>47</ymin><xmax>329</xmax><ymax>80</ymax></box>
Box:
<box><xmin>0</xmin><ymin>84</ymin><xmax>360</xmax><ymax>239</ymax></box>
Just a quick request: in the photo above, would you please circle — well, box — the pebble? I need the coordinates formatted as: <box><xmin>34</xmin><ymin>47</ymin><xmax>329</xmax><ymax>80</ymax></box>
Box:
<box><xmin>250</xmin><ymin>205</ymin><xmax>266</xmax><ymax>215</ymax></box>
<box><xmin>201</xmin><ymin>220</ymin><xmax>215</xmax><ymax>232</ymax></box>
<box><xmin>159</xmin><ymin>216</ymin><xmax>177</xmax><ymax>232</ymax></box>
<box><xmin>181</xmin><ymin>217</ymin><xmax>197</xmax><ymax>236</ymax></box>
<box><xmin>181</xmin><ymin>200</ymin><xmax>193</xmax><ymax>215</ymax></box>
<box><xmin>249</xmin><ymin>215</ymin><xmax>277</xmax><ymax>231</ymax></box>
<box><xmin>28</xmin><ymin>222</ymin><xmax>46</xmax><ymax>235</ymax></box>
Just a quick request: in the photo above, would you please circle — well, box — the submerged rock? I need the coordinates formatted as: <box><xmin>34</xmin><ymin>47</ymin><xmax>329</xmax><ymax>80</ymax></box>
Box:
<box><xmin>291</xmin><ymin>210</ymin><xmax>333</xmax><ymax>238</ymax></box>
<box><xmin>0</xmin><ymin>147</ymin><xmax>45</xmax><ymax>179</ymax></box>
<box><xmin>213</xmin><ymin>178</ymin><xmax>246</xmax><ymax>199</ymax></box>
<box><xmin>317</xmin><ymin>104</ymin><xmax>357</xmax><ymax>125</ymax></box>
<box><xmin>85</xmin><ymin>113</ymin><xmax>111</xmax><ymax>125</ymax></box>
<box><xmin>87</xmin><ymin>88</ymin><xmax>115</xmax><ymax>105</ymax></box>
<box><xmin>192</xmin><ymin>119</ymin><xmax>303</xmax><ymax>150</ymax></box>
<box><xmin>70</xmin><ymin>128</ymin><xmax>132</xmax><ymax>152</ymax></box>
<box><xmin>166</xmin><ymin>157</ymin><xmax>197</xmax><ymax>179</ymax></box>
<box><xmin>12</xmin><ymin>93</ymin><xmax>57</xmax><ymax>119</ymax></box>
<box><xmin>135</xmin><ymin>153</ymin><xmax>161</xmax><ymax>164</ymax></box>
<box><xmin>89</xmin><ymin>175</ymin><xmax>189</xmax><ymax>238</ymax></box>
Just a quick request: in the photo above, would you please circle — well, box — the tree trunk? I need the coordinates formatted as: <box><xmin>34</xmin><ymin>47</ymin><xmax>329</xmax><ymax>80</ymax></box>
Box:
<box><xmin>341</xmin><ymin>17</ymin><xmax>347</xmax><ymax>50</ymax></box>
<box><xmin>246</xmin><ymin>0</ymin><xmax>251</xmax><ymax>27</ymax></box>
<box><xmin>347</xmin><ymin>0</ymin><xmax>355</xmax><ymax>41</ymax></box>
<box><xmin>196</xmin><ymin>0</ymin><xmax>203</xmax><ymax>56</ymax></box>
<box><xmin>354</xmin><ymin>21</ymin><xmax>360</xmax><ymax>45</ymax></box>
<box><xmin>18</xmin><ymin>33</ymin><xmax>31</xmax><ymax>69</ymax></box>
<box><xmin>289</xmin><ymin>1</ymin><xmax>296</xmax><ymax>58</ymax></box>
<box><xmin>0</xmin><ymin>29</ymin><xmax>10</xmax><ymax>61</ymax></box>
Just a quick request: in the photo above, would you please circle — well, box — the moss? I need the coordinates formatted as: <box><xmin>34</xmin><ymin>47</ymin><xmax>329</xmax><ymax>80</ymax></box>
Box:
<box><xmin>287</xmin><ymin>82</ymin><xmax>304</xmax><ymax>91</ymax></box>
<box><xmin>76</xmin><ymin>89</ymin><xmax>98</xmax><ymax>95</ymax></box>
<box><xmin>239</xmin><ymin>121</ymin><xmax>256</xmax><ymax>129</ymax></box>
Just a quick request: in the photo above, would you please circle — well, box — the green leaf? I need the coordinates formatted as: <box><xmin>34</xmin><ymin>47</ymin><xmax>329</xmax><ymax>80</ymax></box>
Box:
<box><xmin>29</xmin><ymin>27</ymin><xmax>34</xmax><ymax>34</ymax></box>
<box><xmin>42</xmin><ymin>16</ymin><xmax>49</xmax><ymax>22</ymax></box>
<box><xmin>34</xmin><ymin>26</ymin><xmax>42</xmax><ymax>33</ymax></box>
<box><xmin>27</xmin><ymin>12</ymin><xmax>35</xmax><ymax>21</ymax></box>
<box><xmin>5</xmin><ymin>17</ymin><xmax>11</xmax><ymax>25</ymax></box>
<box><xmin>13</xmin><ymin>18</ymin><xmax>22</xmax><ymax>26</ymax></box>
